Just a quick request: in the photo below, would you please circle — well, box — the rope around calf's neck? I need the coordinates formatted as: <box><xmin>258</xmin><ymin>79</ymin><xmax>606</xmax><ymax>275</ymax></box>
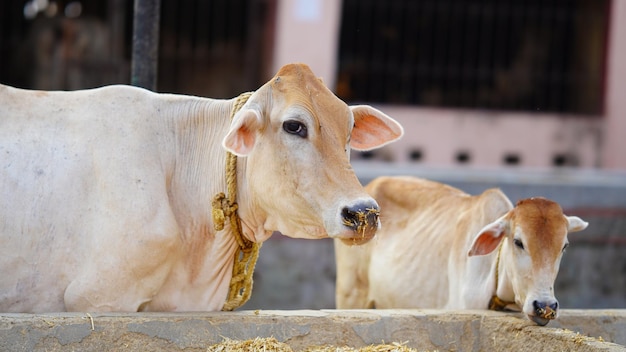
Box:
<box><xmin>488</xmin><ymin>240</ymin><xmax>516</xmax><ymax>311</ymax></box>
<box><xmin>211</xmin><ymin>91</ymin><xmax>261</xmax><ymax>311</ymax></box>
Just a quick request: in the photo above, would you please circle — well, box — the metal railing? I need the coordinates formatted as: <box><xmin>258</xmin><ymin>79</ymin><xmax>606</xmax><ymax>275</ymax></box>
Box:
<box><xmin>337</xmin><ymin>0</ymin><xmax>609</xmax><ymax>115</ymax></box>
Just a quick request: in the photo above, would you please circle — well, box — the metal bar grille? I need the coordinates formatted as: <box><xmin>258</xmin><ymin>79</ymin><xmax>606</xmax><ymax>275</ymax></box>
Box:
<box><xmin>158</xmin><ymin>0</ymin><xmax>255</xmax><ymax>97</ymax></box>
<box><xmin>337</xmin><ymin>0</ymin><xmax>609</xmax><ymax>115</ymax></box>
<box><xmin>0</xmin><ymin>0</ymin><xmax>269</xmax><ymax>97</ymax></box>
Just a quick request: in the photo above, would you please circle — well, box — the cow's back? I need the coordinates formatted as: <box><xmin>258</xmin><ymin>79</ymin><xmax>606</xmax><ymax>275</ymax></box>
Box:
<box><xmin>336</xmin><ymin>176</ymin><xmax>511</xmax><ymax>309</ymax></box>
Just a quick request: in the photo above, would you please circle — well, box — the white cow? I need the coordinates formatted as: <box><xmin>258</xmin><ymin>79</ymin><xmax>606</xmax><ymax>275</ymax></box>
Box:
<box><xmin>335</xmin><ymin>176</ymin><xmax>588</xmax><ymax>325</ymax></box>
<box><xmin>0</xmin><ymin>63</ymin><xmax>403</xmax><ymax>312</ymax></box>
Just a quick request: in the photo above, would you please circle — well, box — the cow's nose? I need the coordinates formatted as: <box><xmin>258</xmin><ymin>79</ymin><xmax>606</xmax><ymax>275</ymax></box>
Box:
<box><xmin>533</xmin><ymin>300</ymin><xmax>558</xmax><ymax>313</ymax></box>
<box><xmin>340</xmin><ymin>201</ymin><xmax>380</xmax><ymax>244</ymax></box>
<box><xmin>531</xmin><ymin>300</ymin><xmax>558</xmax><ymax>326</ymax></box>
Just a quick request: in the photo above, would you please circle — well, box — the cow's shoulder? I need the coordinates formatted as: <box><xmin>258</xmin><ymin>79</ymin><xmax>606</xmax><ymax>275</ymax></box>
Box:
<box><xmin>85</xmin><ymin>84</ymin><xmax>164</xmax><ymax>105</ymax></box>
<box><xmin>476</xmin><ymin>188</ymin><xmax>514</xmax><ymax>220</ymax></box>
<box><xmin>459</xmin><ymin>188</ymin><xmax>512</xmax><ymax>232</ymax></box>
<box><xmin>455</xmin><ymin>188</ymin><xmax>514</xmax><ymax>250</ymax></box>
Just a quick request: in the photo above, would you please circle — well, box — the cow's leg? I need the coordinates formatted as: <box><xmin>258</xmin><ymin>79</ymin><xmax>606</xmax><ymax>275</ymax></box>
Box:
<box><xmin>63</xmin><ymin>243</ymin><xmax>179</xmax><ymax>312</ymax></box>
<box><xmin>63</xmin><ymin>210</ymin><xmax>181</xmax><ymax>312</ymax></box>
<box><xmin>64</xmin><ymin>278</ymin><xmax>141</xmax><ymax>312</ymax></box>
<box><xmin>456</xmin><ymin>265</ymin><xmax>495</xmax><ymax>310</ymax></box>
<box><xmin>63</xmin><ymin>252</ymin><xmax>176</xmax><ymax>312</ymax></box>
<box><xmin>334</xmin><ymin>239</ymin><xmax>371</xmax><ymax>309</ymax></box>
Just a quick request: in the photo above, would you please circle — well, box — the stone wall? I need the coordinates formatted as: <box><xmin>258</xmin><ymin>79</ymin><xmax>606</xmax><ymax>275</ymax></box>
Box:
<box><xmin>1</xmin><ymin>310</ymin><xmax>624</xmax><ymax>351</ymax></box>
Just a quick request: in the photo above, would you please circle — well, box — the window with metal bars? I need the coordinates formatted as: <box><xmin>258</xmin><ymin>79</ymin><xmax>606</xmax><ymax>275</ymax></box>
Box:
<box><xmin>0</xmin><ymin>0</ymin><xmax>272</xmax><ymax>97</ymax></box>
<box><xmin>336</xmin><ymin>0</ymin><xmax>609</xmax><ymax>115</ymax></box>
<box><xmin>157</xmin><ymin>0</ymin><xmax>271</xmax><ymax>97</ymax></box>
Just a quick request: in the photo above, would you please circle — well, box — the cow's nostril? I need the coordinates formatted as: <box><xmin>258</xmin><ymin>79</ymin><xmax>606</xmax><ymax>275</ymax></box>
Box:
<box><xmin>533</xmin><ymin>300</ymin><xmax>546</xmax><ymax>316</ymax></box>
<box><xmin>549</xmin><ymin>301</ymin><xmax>558</xmax><ymax>311</ymax></box>
<box><xmin>341</xmin><ymin>202</ymin><xmax>380</xmax><ymax>238</ymax></box>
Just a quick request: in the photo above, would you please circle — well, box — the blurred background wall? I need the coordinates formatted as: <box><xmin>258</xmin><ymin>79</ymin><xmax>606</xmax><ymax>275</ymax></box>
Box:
<box><xmin>1</xmin><ymin>0</ymin><xmax>624</xmax><ymax>310</ymax></box>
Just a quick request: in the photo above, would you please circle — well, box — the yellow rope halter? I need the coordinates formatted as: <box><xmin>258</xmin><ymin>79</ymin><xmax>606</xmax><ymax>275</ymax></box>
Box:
<box><xmin>488</xmin><ymin>241</ymin><xmax>516</xmax><ymax>311</ymax></box>
<box><xmin>211</xmin><ymin>91</ymin><xmax>261</xmax><ymax>311</ymax></box>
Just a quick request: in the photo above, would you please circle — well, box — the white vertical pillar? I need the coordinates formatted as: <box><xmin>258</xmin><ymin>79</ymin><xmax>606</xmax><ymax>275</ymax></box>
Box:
<box><xmin>272</xmin><ymin>0</ymin><xmax>342</xmax><ymax>89</ymax></box>
<box><xmin>603</xmin><ymin>0</ymin><xmax>626</xmax><ymax>169</ymax></box>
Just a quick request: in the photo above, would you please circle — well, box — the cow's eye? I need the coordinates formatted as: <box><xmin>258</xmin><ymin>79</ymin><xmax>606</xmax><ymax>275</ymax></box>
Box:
<box><xmin>283</xmin><ymin>120</ymin><xmax>307</xmax><ymax>138</ymax></box>
<box><xmin>562</xmin><ymin>242</ymin><xmax>569</xmax><ymax>252</ymax></box>
<box><xmin>513</xmin><ymin>238</ymin><xmax>524</xmax><ymax>250</ymax></box>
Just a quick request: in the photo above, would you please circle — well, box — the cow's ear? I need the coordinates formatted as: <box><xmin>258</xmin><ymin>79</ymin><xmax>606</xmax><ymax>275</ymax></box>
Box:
<box><xmin>468</xmin><ymin>215</ymin><xmax>509</xmax><ymax>256</ymax></box>
<box><xmin>565</xmin><ymin>215</ymin><xmax>588</xmax><ymax>233</ymax></box>
<box><xmin>222</xmin><ymin>109</ymin><xmax>263</xmax><ymax>156</ymax></box>
<box><xmin>349</xmin><ymin>105</ymin><xmax>404</xmax><ymax>151</ymax></box>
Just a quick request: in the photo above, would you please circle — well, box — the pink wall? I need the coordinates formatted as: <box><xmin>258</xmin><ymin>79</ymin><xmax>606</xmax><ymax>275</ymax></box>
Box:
<box><xmin>271</xmin><ymin>0</ymin><xmax>626</xmax><ymax>170</ymax></box>
<box><xmin>359</xmin><ymin>107</ymin><xmax>603</xmax><ymax>168</ymax></box>
<box><xmin>272</xmin><ymin>0</ymin><xmax>342</xmax><ymax>89</ymax></box>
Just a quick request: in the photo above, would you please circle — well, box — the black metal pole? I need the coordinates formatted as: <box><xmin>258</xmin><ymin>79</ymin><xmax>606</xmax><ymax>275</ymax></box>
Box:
<box><xmin>131</xmin><ymin>0</ymin><xmax>161</xmax><ymax>91</ymax></box>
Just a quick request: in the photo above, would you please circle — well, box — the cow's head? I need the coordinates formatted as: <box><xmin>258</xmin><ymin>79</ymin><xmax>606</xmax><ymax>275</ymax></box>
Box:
<box><xmin>468</xmin><ymin>197</ymin><xmax>588</xmax><ymax>325</ymax></box>
<box><xmin>222</xmin><ymin>63</ymin><xmax>403</xmax><ymax>245</ymax></box>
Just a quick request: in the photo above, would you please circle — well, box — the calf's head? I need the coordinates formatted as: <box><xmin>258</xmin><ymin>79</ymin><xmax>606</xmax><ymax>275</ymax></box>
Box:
<box><xmin>222</xmin><ymin>63</ymin><xmax>403</xmax><ymax>244</ymax></box>
<box><xmin>468</xmin><ymin>197</ymin><xmax>588</xmax><ymax>325</ymax></box>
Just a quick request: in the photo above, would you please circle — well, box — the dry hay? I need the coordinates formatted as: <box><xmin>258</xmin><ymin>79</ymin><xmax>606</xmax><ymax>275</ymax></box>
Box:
<box><xmin>567</xmin><ymin>330</ymin><xmax>605</xmax><ymax>345</ymax></box>
<box><xmin>301</xmin><ymin>341</ymin><xmax>422</xmax><ymax>352</ymax></box>
<box><xmin>206</xmin><ymin>337</ymin><xmax>424</xmax><ymax>352</ymax></box>
<box><xmin>206</xmin><ymin>337</ymin><xmax>291</xmax><ymax>351</ymax></box>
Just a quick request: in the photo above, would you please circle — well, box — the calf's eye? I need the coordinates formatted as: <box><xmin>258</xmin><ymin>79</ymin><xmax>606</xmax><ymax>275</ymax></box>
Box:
<box><xmin>562</xmin><ymin>243</ymin><xmax>569</xmax><ymax>252</ymax></box>
<box><xmin>513</xmin><ymin>238</ymin><xmax>524</xmax><ymax>250</ymax></box>
<box><xmin>283</xmin><ymin>120</ymin><xmax>307</xmax><ymax>138</ymax></box>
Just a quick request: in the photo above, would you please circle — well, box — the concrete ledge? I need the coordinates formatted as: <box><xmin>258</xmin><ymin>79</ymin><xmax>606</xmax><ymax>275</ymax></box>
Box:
<box><xmin>0</xmin><ymin>309</ymin><xmax>624</xmax><ymax>351</ymax></box>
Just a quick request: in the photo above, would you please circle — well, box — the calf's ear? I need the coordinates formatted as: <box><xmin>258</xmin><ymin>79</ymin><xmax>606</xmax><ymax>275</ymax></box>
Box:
<box><xmin>349</xmin><ymin>105</ymin><xmax>404</xmax><ymax>151</ymax></box>
<box><xmin>223</xmin><ymin>109</ymin><xmax>263</xmax><ymax>156</ymax></box>
<box><xmin>468</xmin><ymin>215</ymin><xmax>509</xmax><ymax>256</ymax></box>
<box><xmin>565</xmin><ymin>215</ymin><xmax>588</xmax><ymax>233</ymax></box>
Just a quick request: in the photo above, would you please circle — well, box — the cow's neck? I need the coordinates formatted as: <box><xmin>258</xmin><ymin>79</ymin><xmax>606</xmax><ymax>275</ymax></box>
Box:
<box><xmin>166</xmin><ymin>97</ymin><xmax>233</xmax><ymax>237</ymax></box>
<box><xmin>490</xmin><ymin>239</ymin><xmax>517</xmax><ymax>311</ymax></box>
<box><xmin>157</xmin><ymin>98</ymin><xmax>245</xmax><ymax>310</ymax></box>
<box><xmin>233</xmin><ymin>159</ymin><xmax>272</xmax><ymax>243</ymax></box>
<box><xmin>163</xmin><ymin>94</ymin><xmax>271</xmax><ymax>310</ymax></box>
<box><xmin>211</xmin><ymin>92</ymin><xmax>263</xmax><ymax>310</ymax></box>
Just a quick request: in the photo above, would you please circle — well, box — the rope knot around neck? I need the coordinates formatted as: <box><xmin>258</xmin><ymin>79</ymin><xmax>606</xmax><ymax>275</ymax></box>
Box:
<box><xmin>211</xmin><ymin>91</ymin><xmax>261</xmax><ymax>311</ymax></box>
<box><xmin>489</xmin><ymin>294</ymin><xmax>514</xmax><ymax>311</ymax></box>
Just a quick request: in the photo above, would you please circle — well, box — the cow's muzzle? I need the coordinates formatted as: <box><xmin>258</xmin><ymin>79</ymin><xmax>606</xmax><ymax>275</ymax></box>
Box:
<box><xmin>530</xmin><ymin>300</ymin><xmax>558</xmax><ymax>326</ymax></box>
<box><xmin>340</xmin><ymin>201</ymin><xmax>379</xmax><ymax>245</ymax></box>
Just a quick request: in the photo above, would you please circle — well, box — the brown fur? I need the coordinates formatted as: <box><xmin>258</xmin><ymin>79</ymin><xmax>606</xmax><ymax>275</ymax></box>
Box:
<box><xmin>512</xmin><ymin>197</ymin><xmax>568</xmax><ymax>267</ymax></box>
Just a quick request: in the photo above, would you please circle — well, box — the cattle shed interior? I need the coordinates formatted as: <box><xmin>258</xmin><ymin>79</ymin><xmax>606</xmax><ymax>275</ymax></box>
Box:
<box><xmin>0</xmin><ymin>1</ymin><xmax>625</xmax><ymax>350</ymax></box>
